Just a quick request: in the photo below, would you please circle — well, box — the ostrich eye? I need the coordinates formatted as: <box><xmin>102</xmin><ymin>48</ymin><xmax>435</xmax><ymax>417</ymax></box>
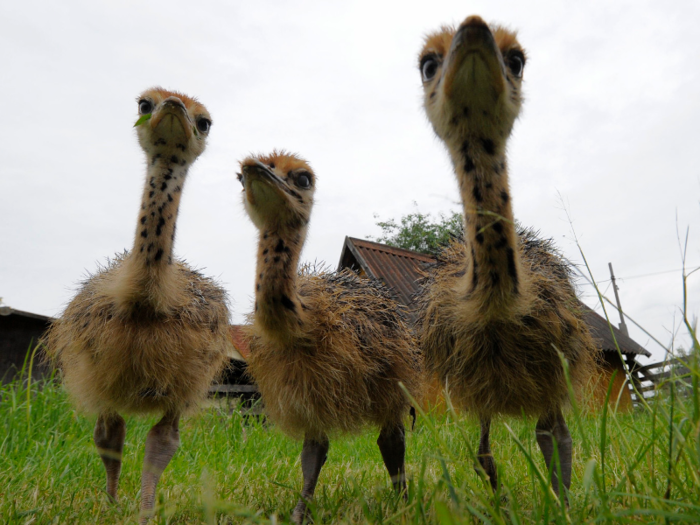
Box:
<box><xmin>138</xmin><ymin>99</ymin><xmax>153</xmax><ymax>114</ymax></box>
<box><xmin>196</xmin><ymin>118</ymin><xmax>211</xmax><ymax>133</ymax></box>
<box><xmin>420</xmin><ymin>55</ymin><xmax>439</xmax><ymax>82</ymax></box>
<box><xmin>296</xmin><ymin>173</ymin><xmax>311</xmax><ymax>188</ymax></box>
<box><xmin>508</xmin><ymin>53</ymin><xmax>524</xmax><ymax>78</ymax></box>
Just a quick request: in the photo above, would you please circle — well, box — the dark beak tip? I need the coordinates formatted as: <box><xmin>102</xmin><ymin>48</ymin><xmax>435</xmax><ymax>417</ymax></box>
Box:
<box><xmin>252</xmin><ymin>159</ymin><xmax>272</xmax><ymax>172</ymax></box>
<box><xmin>463</xmin><ymin>15</ymin><xmax>488</xmax><ymax>29</ymax></box>
<box><xmin>456</xmin><ymin>16</ymin><xmax>492</xmax><ymax>44</ymax></box>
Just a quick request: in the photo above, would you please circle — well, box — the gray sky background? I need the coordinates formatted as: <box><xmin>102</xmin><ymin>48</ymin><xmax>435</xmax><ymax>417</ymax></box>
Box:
<box><xmin>1</xmin><ymin>0</ymin><xmax>698</xmax><ymax>363</ymax></box>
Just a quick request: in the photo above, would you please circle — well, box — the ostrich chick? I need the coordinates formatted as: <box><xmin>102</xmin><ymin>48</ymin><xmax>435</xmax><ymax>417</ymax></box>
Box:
<box><xmin>44</xmin><ymin>88</ymin><xmax>231</xmax><ymax>523</ymax></box>
<box><xmin>416</xmin><ymin>17</ymin><xmax>598</xmax><ymax>498</ymax></box>
<box><xmin>238</xmin><ymin>152</ymin><xmax>423</xmax><ymax>523</ymax></box>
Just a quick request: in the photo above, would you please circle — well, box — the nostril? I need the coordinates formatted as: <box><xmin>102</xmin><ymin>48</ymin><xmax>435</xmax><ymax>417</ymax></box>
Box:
<box><xmin>163</xmin><ymin>97</ymin><xmax>186</xmax><ymax>110</ymax></box>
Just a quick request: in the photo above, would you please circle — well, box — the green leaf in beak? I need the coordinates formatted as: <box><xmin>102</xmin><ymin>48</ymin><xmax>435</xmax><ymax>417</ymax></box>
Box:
<box><xmin>133</xmin><ymin>113</ymin><xmax>152</xmax><ymax>127</ymax></box>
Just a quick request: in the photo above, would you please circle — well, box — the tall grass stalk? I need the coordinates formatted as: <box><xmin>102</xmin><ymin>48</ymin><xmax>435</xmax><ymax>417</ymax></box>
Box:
<box><xmin>3</xmin><ymin>228</ymin><xmax>699</xmax><ymax>522</ymax></box>
<box><xmin>2</xmin><ymin>358</ymin><xmax>700</xmax><ymax>523</ymax></box>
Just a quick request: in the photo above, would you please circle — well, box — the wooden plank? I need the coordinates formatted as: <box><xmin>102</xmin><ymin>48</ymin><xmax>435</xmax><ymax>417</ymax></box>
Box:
<box><xmin>636</xmin><ymin>365</ymin><xmax>661</xmax><ymax>375</ymax></box>
<box><xmin>637</xmin><ymin>369</ymin><xmax>661</xmax><ymax>382</ymax></box>
<box><xmin>652</xmin><ymin>370</ymin><xmax>690</xmax><ymax>382</ymax></box>
<box><xmin>641</xmin><ymin>372</ymin><xmax>666</xmax><ymax>382</ymax></box>
<box><xmin>636</xmin><ymin>378</ymin><xmax>694</xmax><ymax>394</ymax></box>
<box><xmin>638</xmin><ymin>369</ymin><xmax>662</xmax><ymax>380</ymax></box>
<box><xmin>636</xmin><ymin>356</ymin><xmax>693</xmax><ymax>375</ymax></box>
<box><xmin>210</xmin><ymin>384</ymin><xmax>258</xmax><ymax>394</ymax></box>
<box><xmin>638</xmin><ymin>370</ymin><xmax>692</xmax><ymax>384</ymax></box>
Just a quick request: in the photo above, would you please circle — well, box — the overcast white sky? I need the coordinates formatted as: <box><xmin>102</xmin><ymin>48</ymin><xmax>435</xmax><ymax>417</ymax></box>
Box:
<box><xmin>1</xmin><ymin>0</ymin><xmax>699</xmax><ymax>363</ymax></box>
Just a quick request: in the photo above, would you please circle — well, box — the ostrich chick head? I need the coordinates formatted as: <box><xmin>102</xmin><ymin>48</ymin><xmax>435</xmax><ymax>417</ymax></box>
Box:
<box><xmin>134</xmin><ymin>87</ymin><xmax>212</xmax><ymax>163</ymax></box>
<box><xmin>419</xmin><ymin>16</ymin><xmax>526</xmax><ymax>144</ymax></box>
<box><xmin>238</xmin><ymin>151</ymin><xmax>315</xmax><ymax>233</ymax></box>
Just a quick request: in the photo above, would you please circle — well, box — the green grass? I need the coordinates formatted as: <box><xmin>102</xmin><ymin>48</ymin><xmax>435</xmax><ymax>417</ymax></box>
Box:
<box><xmin>2</xmin><ymin>363</ymin><xmax>700</xmax><ymax>524</ymax></box>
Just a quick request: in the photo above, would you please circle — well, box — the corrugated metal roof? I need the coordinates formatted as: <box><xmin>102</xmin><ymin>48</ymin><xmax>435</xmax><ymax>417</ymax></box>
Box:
<box><xmin>344</xmin><ymin>238</ymin><xmax>433</xmax><ymax>307</ymax></box>
<box><xmin>579</xmin><ymin>303</ymin><xmax>650</xmax><ymax>356</ymax></box>
<box><xmin>338</xmin><ymin>237</ymin><xmax>651</xmax><ymax>358</ymax></box>
<box><xmin>229</xmin><ymin>325</ymin><xmax>250</xmax><ymax>359</ymax></box>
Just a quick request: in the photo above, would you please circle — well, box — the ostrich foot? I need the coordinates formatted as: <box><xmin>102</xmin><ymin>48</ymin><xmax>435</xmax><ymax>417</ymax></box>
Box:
<box><xmin>536</xmin><ymin>410</ymin><xmax>571</xmax><ymax>504</ymax></box>
<box><xmin>291</xmin><ymin>435</ymin><xmax>329</xmax><ymax>524</ymax></box>
<box><xmin>475</xmin><ymin>417</ymin><xmax>499</xmax><ymax>493</ymax></box>
<box><xmin>377</xmin><ymin>422</ymin><xmax>407</xmax><ymax>496</ymax></box>
<box><xmin>94</xmin><ymin>412</ymin><xmax>126</xmax><ymax>502</ymax></box>
<box><xmin>139</xmin><ymin>412</ymin><xmax>180</xmax><ymax>524</ymax></box>
<box><xmin>476</xmin><ymin>453</ymin><xmax>499</xmax><ymax>493</ymax></box>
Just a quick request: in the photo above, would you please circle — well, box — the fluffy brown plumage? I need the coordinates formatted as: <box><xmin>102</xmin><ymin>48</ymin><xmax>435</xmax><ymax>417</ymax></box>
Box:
<box><xmin>43</xmin><ymin>88</ymin><xmax>231</xmax><ymax>523</ymax></box>
<box><xmin>45</xmin><ymin>252</ymin><xmax>231</xmax><ymax>416</ymax></box>
<box><xmin>245</xmin><ymin>266</ymin><xmax>422</xmax><ymax>440</ymax></box>
<box><xmin>418</xmin><ymin>226</ymin><xmax>596</xmax><ymax>418</ymax></box>
<box><xmin>238</xmin><ymin>151</ymin><xmax>423</xmax><ymax>522</ymax></box>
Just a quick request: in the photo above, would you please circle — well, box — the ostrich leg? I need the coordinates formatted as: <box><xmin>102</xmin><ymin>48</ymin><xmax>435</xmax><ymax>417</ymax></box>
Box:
<box><xmin>476</xmin><ymin>417</ymin><xmax>498</xmax><ymax>492</ymax></box>
<box><xmin>535</xmin><ymin>410</ymin><xmax>571</xmax><ymax>502</ymax></box>
<box><xmin>291</xmin><ymin>434</ymin><xmax>329</xmax><ymax>524</ymax></box>
<box><xmin>94</xmin><ymin>412</ymin><xmax>126</xmax><ymax>502</ymax></box>
<box><xmin>377</xmin><ymin>422</ymin><xmax>407</xmax><ymax>494</ymax></box>
<box><xmin>139</xmin><ymin>412</ymin><xmax>180</xmax><ymax>524</ymax></box>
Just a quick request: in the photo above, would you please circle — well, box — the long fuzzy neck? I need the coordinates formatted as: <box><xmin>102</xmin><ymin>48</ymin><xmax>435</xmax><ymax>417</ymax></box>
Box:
<box><xmin>254</xmin><ymin>226</ymin><xmax>308</xmax><ymax>342</ymax></box>
<box><xmin>133</xmin><ymin>156</ymin><xmax>188</xmax><ymax>269</ymax></box>
<box><xmin>451</xmin><ymin>135</ymin><xmax>522</xmax><ymax>313</ymax></box>
<box><xmin>115</xmin><ymin>155</ymin><xmax>189</xmax><ymax>312</ymax></box>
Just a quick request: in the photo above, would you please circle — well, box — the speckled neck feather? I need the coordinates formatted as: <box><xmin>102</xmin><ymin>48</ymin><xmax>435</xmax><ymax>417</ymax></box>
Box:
<box><xmin>253</xmin><ymin>226</ymin><xmax>307</xmax><ymax>341</ymax></box>
<box><xmin>450</xmin><ymin>134</ymin><xmax>520</xmax><ymax>314</ymax></box>
<box><xmin>114</xmin><ymin>154</ymin><xmax>190</xmax><ymax>312</ymax></box>
<box><xmin>132</xmin><ymin>155</ymin><xmax>188</xmax><ymax>270</ymax></box>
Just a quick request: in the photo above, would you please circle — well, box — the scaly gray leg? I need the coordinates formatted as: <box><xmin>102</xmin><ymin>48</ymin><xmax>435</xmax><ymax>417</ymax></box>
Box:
<box><xmin>139</xmin><ymin>412</ymin><xmax>180</xmax><ymax>524</ymax></box>
<box><xmin>475</xmin><ymin>417</ymin><xmax>498</xmax><ymax>492</ymax></box>
<box><xmin>291</xmin><ymin>434</ymin><xmax>329</xmax><ymax>524</ymax></box>
<box><xmin>536</xmin><ymin>410</ymin><xmax>571</xmax><ymax>502</ymax></box>
<box><xmin>94</xmin><ymin>412</ymin><xmax>126</xmax><ymax>502</ymax></box>
<box><xmin>377</xmin><ymin>422</ymin><xmax>407</xmax><ymax>494</ymax></box>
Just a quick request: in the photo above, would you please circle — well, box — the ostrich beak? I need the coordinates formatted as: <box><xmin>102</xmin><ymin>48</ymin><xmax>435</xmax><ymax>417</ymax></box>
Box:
<box><xmin>150</xmin><ymin>97</ymin><xmax>193</xmax><ymax>141</ymax></box>
<box><xmin>240</xmin><ymin>160</ymin><xmax>291</xmax><ymax>207</ymax></box>
<box><xmin>443</xmin><ymin>16</ymin><xmax>506</xmax><ymax>102</ymax></box>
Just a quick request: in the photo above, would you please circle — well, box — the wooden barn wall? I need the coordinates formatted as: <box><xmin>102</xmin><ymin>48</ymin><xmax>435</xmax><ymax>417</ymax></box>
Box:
<box><xmin>0</xmin><ymin>315</ymin><xmax>51</xmax><ymax>383</ymax></box>
<box><xmin>588</xmin><ymin>352</ymin><xmax>633</xmax><ymax>412</ymax></box>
